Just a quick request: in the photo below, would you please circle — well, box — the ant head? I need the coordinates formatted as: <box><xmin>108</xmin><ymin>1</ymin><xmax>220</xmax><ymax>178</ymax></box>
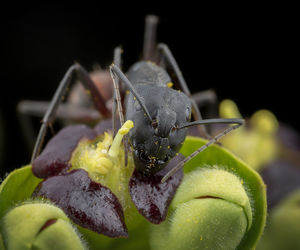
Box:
<box><xmin>126</xmin><ymin>85</ymin><xmax>191</xmax><ymax>175</ymax></box>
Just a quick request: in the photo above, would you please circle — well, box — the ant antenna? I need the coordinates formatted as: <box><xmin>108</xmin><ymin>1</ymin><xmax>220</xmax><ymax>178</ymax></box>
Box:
<box><xmin>177</xmin><ymin>118</ymin><xmax>244</xmax><ymax>129</ymax></box>
<box><xmin>161</xmin><ymin>118</ymin><xmax>244</xmax><ymax>183</ymax></box>
<box><xmin>110</xmin><ymin>64</ymin><xmax>153</xmax><ymax>122</ymax></box>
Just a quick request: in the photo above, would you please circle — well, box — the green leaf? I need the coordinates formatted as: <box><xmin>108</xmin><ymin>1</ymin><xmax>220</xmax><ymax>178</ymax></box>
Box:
<box><xmin>178</xmin><ymin>136</ymin><xmax>266</xmax><ymax>250</ymax></box>
<box><xmin>0</xmin><ymin>165</ymin><xmax>42</xmax><ymax>219</ymax></box>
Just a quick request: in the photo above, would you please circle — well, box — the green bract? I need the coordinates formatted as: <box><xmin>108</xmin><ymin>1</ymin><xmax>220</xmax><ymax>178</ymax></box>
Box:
<box><xmin>0</xmin><ymin>165</ymin><xmax>42</xmax><ymax>219</ymax></box>
<box><xmin>150</xmin><ymin>136</ymin><xmax>267</xmax><ymax>250</ymax></box>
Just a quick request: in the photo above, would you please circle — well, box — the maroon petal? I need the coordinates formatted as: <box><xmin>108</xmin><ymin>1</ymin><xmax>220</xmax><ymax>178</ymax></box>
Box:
<box><xmin>32</xmin><ymin>125</ymin><xmax>96</xmax><ymax>178</ymax></box>
<box><xmin>129</xmin><ymin>154</ymin><xmax>184</xmax><ymax>224</ymax></box>
<box><xmin>32</xmin><ymin>169</ymin><xmax>128</xmax><ymax>238</ymax></box>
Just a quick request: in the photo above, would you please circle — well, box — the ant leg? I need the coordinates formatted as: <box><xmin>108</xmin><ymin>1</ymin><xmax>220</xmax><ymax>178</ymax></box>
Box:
<box><xmin>18</xmin><ymin>100</ymin><xmax>101</xmax><ymax>151</ymax></box>
<box><xmin>18</xmin><ymin>69</ymin><xmax>112</xmax><ymax>135</ymax></box>
<box><xmin>18</xmin><ymin>100</ymin><xmax>101</xmax><ymax>122</ymax></box>
<box><xmin>143</xmin><ymin>15</ymin><xmax>159</xmax><ymax>61</ymax></box>
<box><xmin>31</xmin><ymin>63</ymin><xmax>109</xmax><ymax>162</ymax></box>
<box><xmin>191</xmin><ymin>89</ymin><xmax>218</xmax><ymax>133</ymax></box>
<box><xmin>110</xmin><ymin>65</ymin><xmax>152</xmax><ymax>122</ymax></box>
<box><xmin>161</xmin><ymin>118</ymin><xmax>244</xmax><ymax>183</ymax></box>
<box><xmin>157</xmin><ymin>43</ymin><xmax>210</xmax><ymax>138</ymax></box>
<box><xmin>112</xmin><ymin>47</ymin><xmax>129</xmax><ymax>166</ymax></box>
<box><xmin>112</xmin><ymin>47</ymin><xmax>123</xmax><ymax>137</ymax></box>
<box><xmin>191</xmin><ymin>89</ymin><xmax>217</xmax><ymax>109</ymax></box>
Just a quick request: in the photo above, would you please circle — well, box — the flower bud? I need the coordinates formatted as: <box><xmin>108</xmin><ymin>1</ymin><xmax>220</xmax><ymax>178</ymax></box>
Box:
<box><xmin>0</xmin><ymin>202</ymin><xmax>86</xmax><ymax>250</ymax></box>
<box><xmin>150</xmin><ymin>168</ymin><xmax>251</xmax><ymax>250</ymax></box>
<box><xmin>155</xmin><ymin>135</ymin><xmax>267</xmax><ymax>250</ymax></box>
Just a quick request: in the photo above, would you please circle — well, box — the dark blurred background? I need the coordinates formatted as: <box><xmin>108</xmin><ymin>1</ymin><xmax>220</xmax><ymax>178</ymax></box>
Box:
<box><xmin>0</xmin><ymin>3</ymin><xmax>297</xmax><ymax>176</ymax></box>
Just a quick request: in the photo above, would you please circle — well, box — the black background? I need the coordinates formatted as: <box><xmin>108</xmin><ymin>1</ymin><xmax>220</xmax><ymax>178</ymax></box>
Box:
<box><xmin>0</xmin><ymin>3</ymin><xmax>297</xmax><ymax>176</ymax></box>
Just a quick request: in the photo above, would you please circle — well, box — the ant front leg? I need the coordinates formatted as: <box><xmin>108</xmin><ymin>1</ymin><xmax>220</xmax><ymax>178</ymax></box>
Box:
<box><xmin>156</xmin><ymin>43</ymin><xmax>210</xmax><ymax>138</ymax></box>
<box><xmin>112</xmin><ymin>47</ymin><xmax>123</xmax><ymax>137</ymax></box>
<box><xmin>111</xmin><ymin>47</ymin><xmax>130</xmax><ymax>166</ymax></box>
<box><xmin>31</xmin><ymin>63</ymin><xmax>110</xmax><ymax>162</ymax></box>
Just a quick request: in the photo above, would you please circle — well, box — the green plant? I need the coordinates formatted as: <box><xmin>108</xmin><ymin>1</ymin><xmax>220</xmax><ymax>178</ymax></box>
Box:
<box><xmin>0</xmin><ymin>122</ymin><xmax>266</xmax><ymax>250</ymax></box>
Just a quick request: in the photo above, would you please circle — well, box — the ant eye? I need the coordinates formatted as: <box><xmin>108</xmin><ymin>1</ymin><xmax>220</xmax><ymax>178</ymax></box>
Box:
<box><xmin>139</xmin><ymin>151</ymin><xmax>149</xmax><ymax>162</ymax></box>
<box><xmin>185</xmin><ymin>107</ymin><xmax>191</xmax><ymax>121</ymax></box>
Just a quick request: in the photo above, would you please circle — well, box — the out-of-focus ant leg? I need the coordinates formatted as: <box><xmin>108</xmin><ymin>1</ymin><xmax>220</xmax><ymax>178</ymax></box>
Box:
<box><xmin>191</xmin><ymin>89</ymin><xmax>218</xmax><ymax>110</ymax></box>
<box><xmin>191</xmin><ymin>89</ymin><xmax>218</xmax><ymax>134</ymax></box>
<box><xmin>18</xmin><ymin>100</ymin><xmax>101</xmax><ymax>150</ymax></box>
<box><xmin>18</xmin><ymin>101</ymin><xmax>101</xmax><ymax>123</ymax></box>
<box><xmin>143</xmin><ymin>15</ymin><xmax>159</xmax><ymax>61</ymax></box>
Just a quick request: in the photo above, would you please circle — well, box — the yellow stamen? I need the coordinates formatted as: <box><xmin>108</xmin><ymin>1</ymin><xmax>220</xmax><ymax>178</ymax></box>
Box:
<box><xmin>71</xmin><ymin>120</ymin><xmax>134</xmax><ymax>179</ymax></box>
<box><xmin>108</xmin><ymin>120</ymin><xmax>134</xmax><ymax>158</ymax></box>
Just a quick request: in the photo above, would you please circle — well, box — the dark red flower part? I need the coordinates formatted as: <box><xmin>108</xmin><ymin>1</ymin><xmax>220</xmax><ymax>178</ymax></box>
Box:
<box><xmin>32</xmin><ymin>125</ymin><xmax>97</xmax><ymax>178</ymax></box>
<box><xmin>32</xmin><ymin>169</ymin><xmax>128</xmax><ymax>238</ymax></box>
<box><xmin>31</xmin><ymin>120</ymin><xmax>185</xmax><ymax>236</ymax></box>
<box><xmin>129</xmin><ymin>153</ymin><xmax>184</xmax><ymax>224</ymax></box>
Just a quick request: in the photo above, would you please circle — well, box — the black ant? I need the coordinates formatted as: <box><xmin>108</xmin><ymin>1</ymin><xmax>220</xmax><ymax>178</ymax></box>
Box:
<box><xmin>28</xmin><ymin>15</ymin><xmax>243</xmax><ymax>183</ymax></box>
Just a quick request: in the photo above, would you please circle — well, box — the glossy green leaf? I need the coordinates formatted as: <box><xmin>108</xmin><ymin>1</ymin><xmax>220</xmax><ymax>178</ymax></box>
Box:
<box><xmin>171</xmin><ymin>136</ymin><xmax>266</xmax><ymax>250</ymax></box>
<box><xmin>0</xmin><ymin>165</ymin><xmax>42</xmax><ymax>218</ymax></box>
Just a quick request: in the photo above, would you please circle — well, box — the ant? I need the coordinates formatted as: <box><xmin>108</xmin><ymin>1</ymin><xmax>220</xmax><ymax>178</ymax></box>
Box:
<box><xmin>25</xmin><ymin>15</ymin><xmax>243</xmax><ymax>183</ymax></box>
